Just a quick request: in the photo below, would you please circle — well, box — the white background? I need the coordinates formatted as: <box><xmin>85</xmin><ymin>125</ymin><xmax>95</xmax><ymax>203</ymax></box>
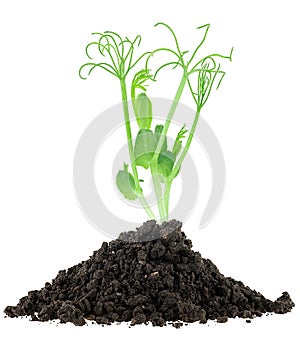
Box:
<box><xmin>0</xmin><ymin>0</ymin><xmax>299</xmax><ymax>337</ymax></box>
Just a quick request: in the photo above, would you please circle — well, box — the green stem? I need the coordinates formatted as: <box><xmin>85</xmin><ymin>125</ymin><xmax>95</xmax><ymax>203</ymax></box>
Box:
<box><xmin>152</xmin><ymin>72</ymin><xmax>188</xmax><ymax>163</ymax></box>
<box><xmin>150</xmin><ymin>163</ymin><xmax>167</xmax><ymax>222</ymax></box>
<box><xmin>120</xmin><ymin>79</ymin><xmax>139</xmax><ymax>185</ymax></box>
<box><xmin>120</xmin><ymin>79</ymin><xmax>156</xmax><ymax>220</ymax></box>
<box><xmin>169</xmin><ymin>106</ymin><xmax>202</xmax><ymax>181</ymax></box>
<box><xmin>164</xmin><ymin>178</ymin><xmax>172</xmax><ymax>219</ymax></box>
<box><xmin>150</xmin><ymin>71</ymin><xmax>188</xmax><ymax>221</ymax></box>
<box><xmin>163</xmin><ymin>107</ymin><xmax>202</xmax><ymax>215</ymax></box>
<box><xmin>130</xmin><ymin>85</ymin><xmax>136</xmax><ymax>112</ymax></box>
<box><xmin>137</xmin><ymin>193</ymin><xmax>156</xmax><ymax>220</ymax></box>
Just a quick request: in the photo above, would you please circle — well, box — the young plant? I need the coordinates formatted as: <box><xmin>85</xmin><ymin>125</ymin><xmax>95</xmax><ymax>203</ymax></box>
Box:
<box><xmin>79</xmin><ymin>23</ymin><xmax>232</xmax><ymax>223</ymax></box>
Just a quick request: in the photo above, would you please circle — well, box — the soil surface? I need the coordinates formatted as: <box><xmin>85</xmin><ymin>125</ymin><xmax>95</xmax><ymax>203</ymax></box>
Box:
<box><xmin>4</xmin><ymin>220</ymin><xmax>294</xmax><ymax>327</ymax></box>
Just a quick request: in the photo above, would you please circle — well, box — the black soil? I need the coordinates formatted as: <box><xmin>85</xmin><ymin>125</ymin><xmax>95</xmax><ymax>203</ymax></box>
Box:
<box><xmin>4</xmin><ymin>220</ymin><xmax>294</xmax><ymax>327</ymax></box>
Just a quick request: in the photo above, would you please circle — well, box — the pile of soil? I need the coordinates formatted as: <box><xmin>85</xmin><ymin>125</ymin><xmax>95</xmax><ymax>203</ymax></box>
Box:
<box><xmin>4</xmin><ymin>220</ymin><xmax>294</xmax><ymax>327</ymax></box>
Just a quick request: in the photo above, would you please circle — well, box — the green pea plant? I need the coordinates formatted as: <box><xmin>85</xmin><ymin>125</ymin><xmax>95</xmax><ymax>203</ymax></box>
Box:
<box><xmin>79</xmin><ymin>23</ymin><xmax>233</xmax><ymax>223</ymax></box>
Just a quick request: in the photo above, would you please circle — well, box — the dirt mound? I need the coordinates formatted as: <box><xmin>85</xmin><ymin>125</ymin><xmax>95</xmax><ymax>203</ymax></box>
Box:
<box><xmin>4</xmin><ymin>220</ymin><xmax>294</xmax><ymax>327</ymax></box>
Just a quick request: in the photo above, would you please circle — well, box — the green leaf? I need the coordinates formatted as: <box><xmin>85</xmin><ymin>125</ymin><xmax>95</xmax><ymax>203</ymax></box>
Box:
<box><xmin>116</xmin><ymin>164</ymin><xmax>138</xmax><ymax>200</ymax></box>
<box><xmin>158</xmin><ymin>150</ymin><xmax>175</xmax><ymax>178</ymax></box>
<box><xmin>154</xmin><ymin>124</ymin><xmax>167</xmax><ymax>153</ymax></box>
<box><xmin>133</xmin><ymin>93</ymin><xmax>152</xmax><ymax>129</ymax></box>
<box><xmin>134</xmin><ymin>129</ymin><xmax>157</xmax><ymax>169</ymax></box>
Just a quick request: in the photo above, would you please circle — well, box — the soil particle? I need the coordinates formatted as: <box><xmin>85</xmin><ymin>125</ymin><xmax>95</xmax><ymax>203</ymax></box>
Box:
<box><xmin>4</xmin><ymin>220</ymin><xmax>294</xmax><ymax>327</ymax></box>
<box><xmin>172</xmin><ymin>321</ymin><xmax>183</xmax><ymax>328</ymax></box>
<box><xmin>217</xmin><ymin>316</ymin><xmax>228</xmax><ymax>323</ymax></box>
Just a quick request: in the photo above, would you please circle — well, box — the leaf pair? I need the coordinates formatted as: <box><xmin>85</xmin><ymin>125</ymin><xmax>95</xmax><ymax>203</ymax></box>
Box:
<box><xmin>157</xmin><ymin>125</ymin><xmax>187</xmax><ymax>180</ymax></box>
<box><xmin>133</xmin><ymin>125</ymin><xmax>176</xmax><ymax>181</ymax></box>
<box><xmin>116</xmin><ymin>164</ymin><xmax>139</xmax><ymax>201</ymax></box>
<box><xmin>157</xmin><ymin>151</ymin><xmax>175</xmax><ymax>179</ymax></box>
<box><xmin>134</xmin><ymin>129</ymin><xmax>156</xmax><ymax>169</ymax></box>
<box><xmin>133</xmin><ymin>93</ymin><xmax>152</xmax><ymax>129</ymax></box>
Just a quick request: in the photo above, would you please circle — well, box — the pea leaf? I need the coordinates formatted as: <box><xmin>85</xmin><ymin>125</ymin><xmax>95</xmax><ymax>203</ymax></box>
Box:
<box><xmin>133</xmin><ymin>93</ymin><xmax>152</xmax><ymax>129</ymax></box>
<box><xmin>116</xmin><ymin>164</ymin><xmax>138</xmax><ymax>200</ymax></box>
<box><xmin>154</xmin><ymin>124</ymin><xmax>167</xmax><ymax>153</ymax></box>
<box><xmin>134</xmin><ymin>129</ymin><xmax>157</xmax><ymax>169</ymax></box>
<box><xmin>158</xmin><ymin>150</ymin><xmax>175</xmax><ymax>178</ymax></box>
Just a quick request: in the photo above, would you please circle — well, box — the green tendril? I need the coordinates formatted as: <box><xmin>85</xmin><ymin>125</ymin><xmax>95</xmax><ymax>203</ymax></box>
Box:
<box><xmin>80</xmin><ymin>30</ymin><xmax>152</xmax><ymax>80</ymax></box>
<box><xmin>154</xmin><ymin>22</ymin><xmax>184</xmax><ymax>64</ymax></box>
<box><xmin>153</xmin><ymin>61</ymin><xmax>180</xmax><ymax>80</ymax></box>
<box><xmin>187</xmin><ymin>24</ymin><xmax>210</xmax><ymax>66</ymax></box>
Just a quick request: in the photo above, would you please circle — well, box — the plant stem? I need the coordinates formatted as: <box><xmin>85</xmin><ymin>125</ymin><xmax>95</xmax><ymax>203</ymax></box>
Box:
<box><xmin>120</xmin><ymin>79</ymin><xmax>139</xmax><ymax>186</ymax></box>
<box><xmin>137</xmin><ymin>193</ymin><xmax>156</xmax><ymax>220</ymax></box>
<box><xmin>150</xmin><ymin>72</ymin><xmax>188</xmax><ymax>221</ymax></box>
<box><xmin>150</xmin><ymin>163</ymin><xmax>167</xmax><ymax>222</ymax></box>
<box><xmin>164</xmin><ymin>178</ymin><xmax>172</xmax><ymax>219</ymax></box>
<box><xmin>169</xmin><ymin>106</ymin><xmax>202</xmax><ymax>181</ymax></box>
<box><xmin>163</xmin><ymin>107</ymin><xmax>202</xmax><ymax>215</ymax></box>
<box><xmin>119</xmin><ymin>79</ymin><xmax>156</xmax><ymax>220</ymax></box>
<box><xmin>152</xmin><ymin>72</ymin><xmax>188</xmax><ymax>163</ymax></box>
